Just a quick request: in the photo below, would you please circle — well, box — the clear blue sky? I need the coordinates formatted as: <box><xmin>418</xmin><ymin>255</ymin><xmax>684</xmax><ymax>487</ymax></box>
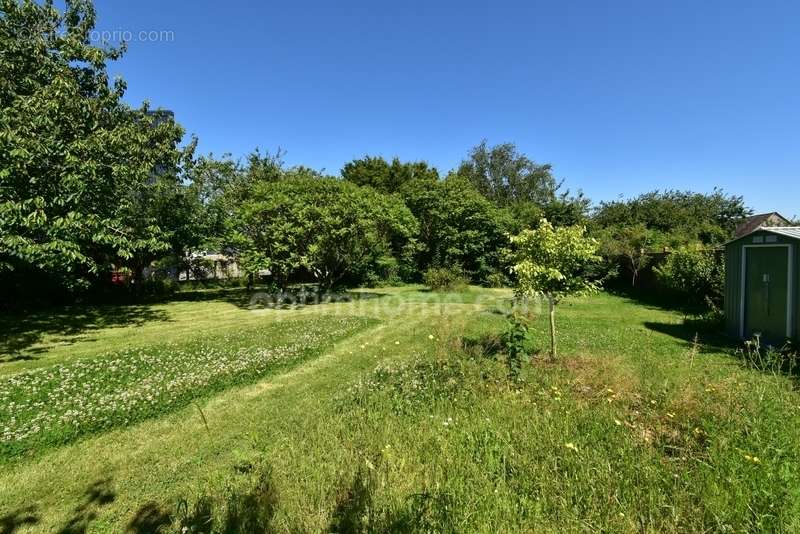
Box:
<box><xmin>92</xmin><ymin>0</ymin><xmax>799</xmax><ymax>217</ymax></box>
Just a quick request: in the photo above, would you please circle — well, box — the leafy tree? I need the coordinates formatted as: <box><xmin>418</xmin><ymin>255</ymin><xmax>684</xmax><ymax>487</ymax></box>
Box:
<box><xmin>232</xmin><ymin>178</ymin><xmax>418</xmax><ymax>289</ymax></box>
<box><xmin>456</xmin><ymin>140</ymin><xmax>558</xmax><ymax>207</ymax></box>
<box><xmin>183</xmin><ymin>153</ymin><xmax>241</xmax><ymax>242</ymax></box>
<box><xmin>342</xmin><ymin>156</ymin><xmax>438</xmax><ymax>193</ymax></box>
<box><xmin>401</xmin><ymin>175</ymin><xmax>511</xmax><ymax>282</ymax></box>
<box><xmin>142</xmin><ymin>151</ymin><xmax>240</xmax><ymax>279</ymax></box>
<box><xmin>598</xmin><ymin>224</ymin><xmax>658</xmax><ymax>287</ymax></box>
<box><xmin>0</xmin><ymin>0</ymin><xmax>188</xmax><ymax>299</ymax></box>
<box><xmin>244</xmin><ymin>148</ymin><xmax>285</xmax><ymax>184</ymax></box>
<box><xmin>456</xmin><ymin>140</ymin><xmax>589</xmax><ymax>231</ymax></box>
<box><xmin>510</xmin><ymin>220</ymin><xmax>601</xmax><ymax>359</ymax></box>
<box><xmin>654</xmin><ymin>246</ymin><xmax>724</xmax><ymax>309</ymax></box>
<box><xmin>506</xmin><ymin>191</ymin><xmax>591</xmax><ymax>232</ymax></box>
<box><xmin>592</xmin><ymin>189</ymin><xmax>751</xmax><ymax>244</ymax></box>
<box><xmin>541</xmin><ymin>191</ymin><xmax>592</xmax><ymax>227</ymax></box>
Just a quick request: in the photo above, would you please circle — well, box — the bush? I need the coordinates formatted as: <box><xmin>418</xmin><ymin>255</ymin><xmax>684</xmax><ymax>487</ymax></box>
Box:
<box><xmin>654</xmin><ymin>247</ymin><xmax>724</xmax><ymax>308</ymax></box>
<box><xmin>485</xmin><ymin>272</ymin><xmax>510</xmax><ymax>288</ymax></box>
<box><xmin>423</xmin><ymin>267</ymin><xmax>468</xmax><ymax>292</ymax></box>
<box><xmin>135</xmin><ymin>277</ymin><xmax>180</xmax><ymax>299</ymax></box>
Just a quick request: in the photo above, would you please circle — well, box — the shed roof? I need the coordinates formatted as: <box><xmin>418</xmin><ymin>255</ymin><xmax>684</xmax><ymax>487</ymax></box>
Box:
<box><xmin>763</xmin><ymin>227</ymin><xmax>800</xmax><ymax>240</ymax></box>
<box><xmin>727</xmin><ymin>226</ymin><xmax>800</xmax><ymax>245</ymax></box>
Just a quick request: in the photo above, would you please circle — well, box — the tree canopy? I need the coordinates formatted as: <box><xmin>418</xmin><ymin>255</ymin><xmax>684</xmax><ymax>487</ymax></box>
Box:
<box><xmin>341</xmin><ymin>156</ymin><xmax>438</xmax><ymax>193</ymax></box>
<box><xmin>591</xmin><ymin>189</ymin><xmax>751</xmax><ymax>245</ymax></box>
<box><xmin>0</xmin><ymin>0</ymin><xmax>190</xmax><ymax>298</ymax></box>
<box><xmin>401</xmin><ymin>175</ymin><xmax>511</xmax><ymax>282</ymax></box>
<box><xmin>232</xmin><ymin>177</ymin><xmax>418</xmax><ymax>289</ymax></box>
<box><xmin>456</xmin><ymin>140</ymin><xmax>558</xmax><ymax>207</ymax></box>
<box><xmin>510</xmin><ymin>220</ymin><xmax>601</xmax><ymax>358</ymax></box>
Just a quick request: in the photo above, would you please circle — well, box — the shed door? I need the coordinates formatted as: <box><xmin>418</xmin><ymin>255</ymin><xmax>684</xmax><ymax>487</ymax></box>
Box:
<box><xmin>745</xmin><ymin>246</ymin><xmax>789</xmax><ymax>342</ymax></box>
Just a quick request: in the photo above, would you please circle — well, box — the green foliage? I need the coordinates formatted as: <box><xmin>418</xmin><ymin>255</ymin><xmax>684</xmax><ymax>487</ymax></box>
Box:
<box><xmin>592</xmin><ymin>189</ymin><xmax>751</xmax><ymax>245</ymax></box>
<box><xmin>244</xmin><ymin>147</ymin><xmax>286</xmax><ymax>184</ymax></box>
<box><xmin>341</xmin><ymin>155</ymin><xmax>438</xmax><ymax>193</ymax></box>
<box><xmin>180</xmin><ymin>153</ymin><xmax>241</xmax><ymax>252</ymax></box>
<box><xmin>485</xmin><ymin>272</ymin><xmax>510</xmax><ymax>288</ymax></box>
<box><xmin>501</xmin><ymin>313</ymin><xmax>529</xmax><ymax>381</ymax></box>
<box><xmin>232</xmin><ymin>178</ymin><xmax>418</xmax><ymax>289</ymax></box>
<box><xmin>401</xmin><ymin>175</ymin><xmax>511</xmax><ymax>282</ymax></box>
<box><xmin>511</xmin><ymin>220</ymin><xmax>601</xmax><ymax>358</ymax></box>
<box><xmin>456</xmin><ymin>140</ymin><xmax>557</xmax><ymax>207</ymax></box>
<box><xmin>423</xmin><ymin>266</ymin><xmax>468</xmax><ymax>292</ymax></box>
<box><xmin>510</xmin><ymin>220</ymin><xmax>602</xmax><ymax>303</ymax></box>
<box><xmin>654</xmin><ymin>246</ymin><xmax>725</xmax><ymax>308</ymax></box>
<box><xmin>597</xmin><ymin>224</ymin><xmax>659</xmax><ymax>287</ymax></box>
<box><xmin>0</xmin><ymin>0</ymin><xmax>188</xmax><ymax>295</ymax></box>
<box><xmin>456</xmin><ymin>140</ymin><xmax>589</xmax><ymax>231</ymax></box>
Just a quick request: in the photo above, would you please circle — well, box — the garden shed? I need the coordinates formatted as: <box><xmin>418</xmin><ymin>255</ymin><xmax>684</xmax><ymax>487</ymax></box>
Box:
<box><xmin>725</xmin><ymin>227</ymin><xmax>800</xmax><ymax>343</ymax></box>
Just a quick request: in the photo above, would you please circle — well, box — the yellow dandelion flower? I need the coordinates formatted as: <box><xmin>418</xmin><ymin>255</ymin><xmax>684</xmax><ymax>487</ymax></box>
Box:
<box><xmin>564</xmin><ymin>442</ymin><xmax>579</xmax><ymax>452</ymax></box>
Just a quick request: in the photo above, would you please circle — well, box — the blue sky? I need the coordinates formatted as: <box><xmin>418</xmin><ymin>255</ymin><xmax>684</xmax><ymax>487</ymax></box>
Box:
<box><xmin>92</xmin><ymin>0</ymin><xmax>799</xmax><ymax>217</ymax></box>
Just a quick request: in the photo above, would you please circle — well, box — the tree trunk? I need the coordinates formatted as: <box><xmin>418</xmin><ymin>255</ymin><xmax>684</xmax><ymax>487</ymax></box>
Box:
<box><xmin>548</xmin><ymin>296</ymin><xmax>557</xmax><ymax>361</ymax></box>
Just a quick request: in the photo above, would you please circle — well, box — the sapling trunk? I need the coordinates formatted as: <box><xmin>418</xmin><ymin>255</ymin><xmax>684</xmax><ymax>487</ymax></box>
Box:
<box><xmin>548</xmin><ymin>295</ymin><xmax>557</xmax><ymax>360</ymax></box>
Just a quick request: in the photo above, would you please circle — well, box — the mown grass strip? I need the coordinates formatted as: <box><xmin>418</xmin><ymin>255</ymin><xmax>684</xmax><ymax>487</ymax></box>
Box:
<box><xmin>0</xmin><ymin>316</ymin><xmax>376</xmax><ymax>462</ymax></box>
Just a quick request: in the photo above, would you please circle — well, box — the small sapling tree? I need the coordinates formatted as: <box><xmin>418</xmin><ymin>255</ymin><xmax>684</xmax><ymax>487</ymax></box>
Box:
<box><xmin>510</xmin><ymin>220</ymin><xmax>601</xmax><ymax>360</ymax></box>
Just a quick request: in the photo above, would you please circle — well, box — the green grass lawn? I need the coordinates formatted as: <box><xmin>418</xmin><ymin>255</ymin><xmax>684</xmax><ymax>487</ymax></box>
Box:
<box><xmin>1</xmin><ymin>287</ymin><xmax>799</xmax><ymax>532</ymax></box>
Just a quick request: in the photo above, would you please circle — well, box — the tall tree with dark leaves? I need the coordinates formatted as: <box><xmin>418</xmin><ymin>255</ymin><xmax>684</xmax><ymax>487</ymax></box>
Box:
<box><xmin>342</xmin><ymin>156</ymin><xmax>438</xmax><ymax>193</ymax></box>
<box><xmin>400</xmin><ymin>175</ymin><xmax>511</xmax><ymax>282</ymax></box>
<box><xmin>456</xmin><ymin>140</ymin><xmax>558</xmax><ymax>207</ymax></box>
<box><xmin>0</xmin><ymin>0</ymin><xmax>188</xmax><ymax>299</ymax></box>
<box><xmin>456</xmin><ymin>140</ymin><xmax>589</xmax><ymax>228</ymax></box>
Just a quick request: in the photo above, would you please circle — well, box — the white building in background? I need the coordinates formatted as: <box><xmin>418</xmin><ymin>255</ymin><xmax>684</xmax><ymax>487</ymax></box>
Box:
<box><xmin>179</xmin><ymin>251</ymin><xmax>241</xmax><ymax>281</ymax></box>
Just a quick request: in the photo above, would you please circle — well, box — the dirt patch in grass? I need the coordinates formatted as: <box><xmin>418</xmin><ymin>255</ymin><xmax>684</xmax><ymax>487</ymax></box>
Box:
<box><xmin>531</xmin><ymin>354</ymin><xmax>642</xmax><ymax>406</ymax></box>
<box><xmin>535</xmin><ymin>354</ymin><xmax>727</xmax><ymax>461</ymax></box>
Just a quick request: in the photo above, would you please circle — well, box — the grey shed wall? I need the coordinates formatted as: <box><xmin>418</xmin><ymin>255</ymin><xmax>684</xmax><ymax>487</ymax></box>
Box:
<box><xmin>725</xmin><ymin>230</ymin><xmax>800</xmax><ymax>340</ymax></box>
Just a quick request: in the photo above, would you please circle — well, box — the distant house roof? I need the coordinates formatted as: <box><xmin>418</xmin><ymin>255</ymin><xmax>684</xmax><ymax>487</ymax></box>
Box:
<box><xmin>734</xmin><ymin>212</ymin><xmax>791</xmax><ymax>238</ymax></box>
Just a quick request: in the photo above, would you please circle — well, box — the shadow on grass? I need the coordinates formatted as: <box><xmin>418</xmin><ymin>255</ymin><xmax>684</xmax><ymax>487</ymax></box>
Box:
<box><xmin>646</xmin><ymin>319</ymin><xmax>800</xmax><ymax>382</ymax></box>
<box><xmin>172</xmin><ymin>469</ymin><xmax>279</xmax><ymax>533</ymax></box>
<box><xmin>0</xmin><ymin>287</ymin><xmax>385</xmax><ymax>361</ymax></box>
<box><xmin>605</xmin><ymin>284</ymin><xmax>707</xmax><ymax>315</ymax></box>
<box><xmin>126</xmin><ymin>503</ymin><xmax>172</xmax><ymax>533</ymax></box>
<box><xmin>329</xmin><ymin>463</ymin><xmax>457</xmax><ymax>533</ymax></box>
<box><xmin>461</xmin><ymin>332</ymin><xmax>504</xmax><ymax>359</ymax></box>
<box><xmin>1</xmin><ymin>479</ymin><xmax>118</xmax><ymax>534</ymax></box>
<box><xmin>57</xmin><ymin>478</ymin><xmax>116</xmax><ymax>534</ymax></box>
<box><xmin>0</xmin><ymin>506</ymin><xmax>39</xmax><ymax>534</ymax></box>
<box><xmin>643</xmin><ymin>319</ymin><xmax>737</xmax><ymax>354</ymax></box>
<box><xmin>0</xmin><ymin>306</ymin><xmax>171</xmax><ymax>362</ymax></box>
